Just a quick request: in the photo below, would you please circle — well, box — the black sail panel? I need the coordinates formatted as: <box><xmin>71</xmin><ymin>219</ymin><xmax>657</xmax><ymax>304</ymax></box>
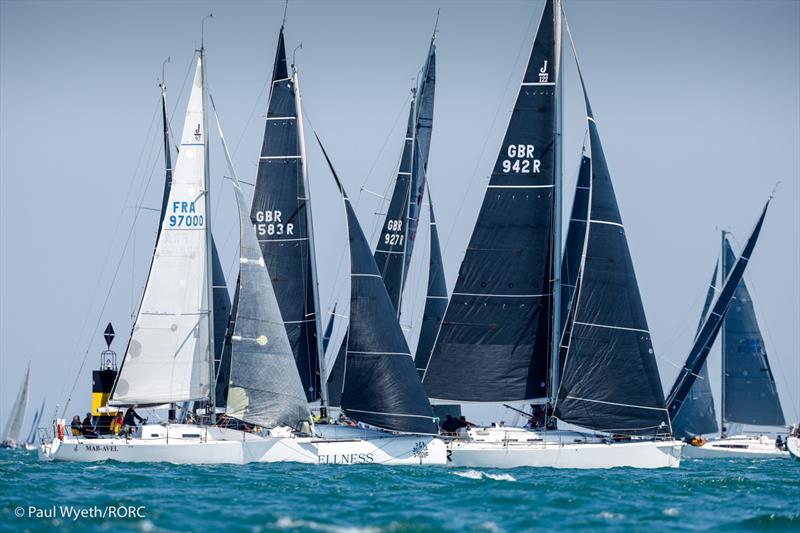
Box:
<box><xmin>251</xmin><ymin>28</ymin><xmax>321</xmax><ymax>402</ymax></box>
<box><xmin>318</xmin><ymin>137</ymin><xmax>438</xmax><ymax>435</ymax></box>
<box><xmin>422</xmin><ymin>0</ymin><xmax>556</xmax><ymax>402</ymax></box>
<box><xmin>211</xmin><ymin>238</ymin><xmax>231</xmax><ymax>407</ymax></box>
<box><xmin>414</xmin><ymin>197</ymin><xmax>448</xmax><ymax>377</ymax></box>
<box><xmin>374</xmin><ymin>106</ymin><xmax>414</xmax><ymax>312</ymax></box>
<box><xmin>326</xmin><ymin>333</ymin><xmax>346</xmax><ymax>408</ymax></box>
<box><xmin>671</xmin><ymin>262</ymin><xmax>719</xmax><ymax>438</ymax></box>
<box><xmin>560</xmin><ymin>154</ymin><xmax>590</xmax><ymax>332</ymax></box>
<box><xmin>722</xmin><ymin>237</ymin><xmax>784</xmax><ymax>426</ymax></box>
<box><xmin>556</xmin><ymin>88</ymin><xmax>670</xmax><ymax>435</ymax></box>
<box><xmin>666</xmin><ymin>201</ymin><xmax>771</xmax><ymax>419</ymax></box>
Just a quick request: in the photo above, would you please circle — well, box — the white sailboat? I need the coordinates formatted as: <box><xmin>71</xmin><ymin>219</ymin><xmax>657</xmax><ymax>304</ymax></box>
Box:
<box><xmin>1</xmin><ymin>363</ymin><xmax>30</xmax><ymax>449</ymax></box>
<box><xmin>788</xmin><ymin>436</ymin><xmax>800</xmax><ymax>461</ymax></box>
<box><xmin>418</xmin><ymin>0</ymin><xmax>685</xmax><ymax>469</ymax></box>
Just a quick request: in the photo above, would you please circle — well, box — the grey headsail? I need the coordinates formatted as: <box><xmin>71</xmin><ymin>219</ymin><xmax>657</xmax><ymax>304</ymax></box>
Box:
<box><xmin>212</xmin><ymin>96</ymin><xmax>309</xmax><ymax>428</ymax></box>
<box><xmin>326</xmin><ymin>332</ymin><xmax>347</xmax><ymax>408</ymax></box>
<box><xmin>1</xmin><ymin>363</ymin><xmax>30</xmax><ymax>444</ymax></box>
<box><xmin>160</xmin><ymin>80</ymin><xmax>230</xmax><ymax>408</ymax></box>
<box><xmin>374</xmin><ymin>37</ymin><xmax>437</xmax><ymax>313</ymax></box>
<box><xmin>560</xmin><ymin>153</ymin><xmax>590</xmax><ymax>332</ymax></box>
<box><xmin>414</xmin><ymin>195</ymin><xmax>448</xmax><ymax>378</ymax></box>
<box><xmin>251</xmin><ymin>27</ymin><xmax>322</xmax><ymax>402</ymax></box>
<box><xmin>666</xmin><ymin>200</ymin><xmax>772</xmax><ymax>419</ymax></box>
<box><xmin>317</xmin><ymin>134</ymin><xmax>438</xmax><ymax>435</ymax></box>
<box><xmin>671</xmin><ymin>262</ymin><xmax>720</xmax><ymax>438</ymax></box>
<box><xmin>423</xmin><ymin>0</ymin><xmax>557</xmax><ymax>402</ymax></box>
<box><xmin>721</xmin><ymin>236</ymin><xmax>784</xmax><ymax>427</ymax></box>
<box><xmin>555</xmin><ymin>77</ymin><xmax>670</xmax><ymax>436</ymax></box>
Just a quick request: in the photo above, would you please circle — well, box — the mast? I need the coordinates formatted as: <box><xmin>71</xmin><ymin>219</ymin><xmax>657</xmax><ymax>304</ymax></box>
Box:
<box><xmin>292</xmin><ymin>64</ymin><xmax>328</xmax><ymax>415</ymax></box>
<box><xmin>719</xmin><ymin>230</ymin><xmax>727</xmax><ymax>431</ymax></box>
<box><xmin>200</xmin><ymin>43</ymin><xmax>216</xmax><ymax>421</ymax></box>
<box><xmin>549</xmin><ymin>0</ymin><xmax>564</xmax><ymax>405</ymax></box>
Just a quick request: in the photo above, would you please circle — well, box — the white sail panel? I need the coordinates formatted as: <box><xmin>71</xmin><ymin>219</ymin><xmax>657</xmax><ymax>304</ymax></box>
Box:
<box><xmin>111</xmin><ymin>57</ymin><xmax>211</xmax><ymax>405</ymax></box>
<box><xmin>1</xmin><ymin>364</ymin><xmax>30</xmax><ymax>443</ymax></box>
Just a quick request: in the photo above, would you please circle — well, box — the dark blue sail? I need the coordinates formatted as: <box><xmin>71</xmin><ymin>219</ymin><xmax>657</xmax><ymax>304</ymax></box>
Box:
<box><xmin>555</xmin><ymin>77</ymin><xmax>670</xmax><ymax>436</ymax></box>
<box><xmin>721</xmin><ymin>236</ymin><xmax>784</xmax><ymax>426</ymax></box>
<box><xmin>322</xmin><ymin>304</ymin><xmax>336</xmax><ymax>354</ymax></box>
<box><xmin>157</xmin><ymin>84</ymin><xmax>173</xmax><ymax>242</ymax></box>
<box><xmin>671</xmin><ymin>262</ymin><xmax>719</xmax><ymax>438</ymax></box>
<box><xmin>560</xmin><ymin>154</ymin><xmax>590</xmax><ymax>332</ymax></box>
<box><xmin>317</xmin><ymin>135</ymin><xmax>438</xmax><ymax>435</ymax></box>
<box><xmin>667</xmin><ymin>200</ymin><xmax>771</xmax><ymax>419</ymax></box>
<box><xmin>251</xmin><ymin>27</ymin><xmax>321</xmax><ymax>402</ymax></box>
<box><xmin>423</xmin><ymin>0</ymin><xmax>556</xmax><ymax>402</ymax></box>
<box><xmin>374</xmin><ymin>40</ymin><xmax>437</xmax><ymax>313</ymax></box>
<box><xmin>326</xmin><ymin>332</ymin><xmax>347</xmax><ymax>408</ymax></box>
<box><xmin>414</xmin><ymin>196</ymin><xmax>448</xmax><ymax>377</ymax></box>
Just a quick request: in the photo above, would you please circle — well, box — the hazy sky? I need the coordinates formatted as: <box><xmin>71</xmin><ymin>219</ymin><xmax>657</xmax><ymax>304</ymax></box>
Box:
<box><xmin>1</xmin><ymin>0</ymin><xmax>798</xmax><ymax>429</ymax></box>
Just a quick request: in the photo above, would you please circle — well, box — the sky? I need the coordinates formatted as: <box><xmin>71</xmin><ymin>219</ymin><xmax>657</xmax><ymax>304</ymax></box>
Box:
<box><xmin>1</xmin><ymin>0</ymin><xmax>798</xmax><ymax>431</ymax></box>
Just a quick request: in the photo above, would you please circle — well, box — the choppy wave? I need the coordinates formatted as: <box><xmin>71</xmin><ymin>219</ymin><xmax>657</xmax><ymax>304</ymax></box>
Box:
<box><xmin>451</xmin><ymin>470</ymin><xmax>516</xmax><ymax>482</ymax></box>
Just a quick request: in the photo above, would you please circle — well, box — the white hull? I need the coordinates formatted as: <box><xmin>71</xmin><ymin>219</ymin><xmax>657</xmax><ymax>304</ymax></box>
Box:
<box><xmin>787</xmin><ymin>437</ymin><xmax>800</xmax><ymax>461</ymax></box>
<box><xmin>445</xmin><ymin>427</ymin><xmax>682</xmax><ymax>469</ymax></box>
<box><xmin>682</xmin><ymin>435</ymin><xmax>789</xmax><ymax>459</ymax></box>
<box><xmin>38</xmin><ymin>423</ymin><xmax>446</xmax><ymax>466</ymax></box>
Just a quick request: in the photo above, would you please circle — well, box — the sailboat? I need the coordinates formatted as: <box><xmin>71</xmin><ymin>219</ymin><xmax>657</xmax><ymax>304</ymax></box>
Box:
<box><xmin>673</xmin><ymin>230</ymin><xmax>788</xmax><ymax>458</ymax></box>
<box><xmin>1</xmin><ymin>363</ymin><xmax>30</xmax><ymax>449</ymax></box>
<box><xmin>327</xmin><ymin>25</ymin><xmax>438</xmax><ymax>408</ymax></box>
<box><xmin>420</xmin><ymin>0</ymin><xmax>683</xmax><ymax>469</ymax></box>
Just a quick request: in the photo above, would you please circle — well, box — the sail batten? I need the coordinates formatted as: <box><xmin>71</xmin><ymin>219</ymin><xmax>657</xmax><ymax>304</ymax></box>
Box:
<box><xmin>423</xmin><ymin>0</ymin><xmax>556</xmax><ymax>403</ymax></box>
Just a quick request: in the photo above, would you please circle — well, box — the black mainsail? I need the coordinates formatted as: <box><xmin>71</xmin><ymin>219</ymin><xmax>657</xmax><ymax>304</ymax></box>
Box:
<box><xmin>666</xmin><ymin>200</ymin><xmax>772</xmax><ymax>419</ymax></box>
<box><xmin>414</xmin><ymin>197</ymin><xmax>448</xmax><ymax>377</ymax></box>
<box><xmin>251</xmin><ymin>27</ymin><xmax>323</xmax><ymax>403</ymax></box>
<box><xmin>720</xmin><ymin>235</ymin><xmax>784</xmax><ymax>427</ymax></box>
<box><xmin>671</xmin><ymin>262</ymin><xmax>720</xmax><ymax>438</ymax></box>
<box><xmin>423</xmin><ymin>0</ymin><xmax>556</xmax><ymax>402</ymax></box>
<box><xmin>318</xmin><ymin>135</ymin><xmax>438</xmax><ymax>435</ymax></box>
<box><xmin>555</xmin><ymin>81</ymin><xmax>670</xmax><ymax>436</ymax></box>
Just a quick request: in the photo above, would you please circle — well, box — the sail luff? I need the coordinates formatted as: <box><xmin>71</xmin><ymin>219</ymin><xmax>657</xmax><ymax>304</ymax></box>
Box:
<box><xmin>157</xmin><ymin>83</ymin><xmax>173</xmax><ymax>242</ymax></box>
<box><xmin>666</xmin><ymin>200</ymin><xmax>772</xmax><ymax>418</ymax></box>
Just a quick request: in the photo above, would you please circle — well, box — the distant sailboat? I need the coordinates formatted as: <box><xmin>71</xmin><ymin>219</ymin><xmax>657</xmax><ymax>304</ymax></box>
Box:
<box><xmin>421</xmin><ymin>0</ymin><xmax>683</xmax><ymax>468</ymax></box>
<box><xmin>672</xmin><ymin>226</ymin><xmax>788</xmax><ymax>458</ymax></box>
<box><xmin>24</xmin><ymin>397</ymin><xmax>46</xmax><ymax>450</ymax></box>
<box><xmin>1</xmin><ymin>363</ymin><xmax>30</xmax><ymax>449</ymax></box>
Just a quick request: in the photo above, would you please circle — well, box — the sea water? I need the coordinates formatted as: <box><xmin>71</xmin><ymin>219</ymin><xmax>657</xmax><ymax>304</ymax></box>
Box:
<box><xmin>1</xmin><ymin>450</ymin><xmax>798</xmax><ymax>532</ymax></box>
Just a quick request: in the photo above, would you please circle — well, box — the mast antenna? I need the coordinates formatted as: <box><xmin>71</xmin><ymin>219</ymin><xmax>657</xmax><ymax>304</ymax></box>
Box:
<box><xmin>769</xmin><ymin>181</ymin><xmax>781</xmax><ymax>199</ymax></box>
<box><xmin>201</xmin><ymin>13</ymin><xmax>213</xmax><ymax>50</ymax></box>
<box><xmin>160</xmin><ymin>57</ymin><xmax>170</xmax><ymax>88</ymax></box>
<box><xmin>432</xmin><ymin>8</ymin><xmax>440</xmax><ymax>39</ymax></box>
<box><xmin>282</xmin><ymin>0</ymin><xmax>289</xmax><ymax>27</ymax></box>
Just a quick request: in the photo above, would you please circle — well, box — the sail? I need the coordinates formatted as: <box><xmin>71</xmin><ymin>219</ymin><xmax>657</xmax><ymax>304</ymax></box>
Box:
<box><xmin>555</xmin><ymin>81</ymin><xmax>670</xmax><ymax>436</ymax></box>
<box><xmin>251</xmin><ymin>28</ymin><xmax>321</xmax><ymax>402</ymax></box>
<box><xmin>423</xmin><ymin>0</ymin><xmax>556</xmax><ymax>402</ymax></box>
<box><xmin>721</xmin><ymin>237</ymin><xmax>784</xmax><ymax>426</ymax></box>
<box><xmin>671</xmin><ymin>262</ymin><xmax>720</xmax><ymax>438</ymax></box>
<box><xmin>161</xmin><ymin>82</ymin><xmax>230</xmax><ymax>408</ymax></box>
<box><xmin>111</xmin><ymin>56</ymin><xmax>212</xmax><ymax>405</ymax></box>
<box><xmin>560</xmin><ymin>154</ymin><xmax>590</xmax><ymax>331</ymax></box>
<box><xmin>318</xmin><ymin>136</ymin><xmax>438</xmax><ymax>435</ymax></box>
<box><xmin>2</xmin><ymin>365</ymin><xmax>30</xmax><ymax>443</ymax></box>
<box><xmin>322</xmin><ymin>304</ymin><xmax>336</xmax><ymax>353</ymax></box>
<box><xmin>666</xmin><ymin>200</ymin><xmax>771</xmax><ymax>418</ymax></box>
<box><xmin>414</xmin><ymin>196</ymin><xmax>448</xmax><ymax>377</ymax></box>
<box><xmin>326</xmin><ymin>333</ymin><xmax>347</xmax><ymax>408</ymax></box>
<box><xmin>374</xmin><ymin>40</ymin><xmax>437</xmax><ymax>312</ymax></box>
<box><xmin>215</xmin><ymin>281</ymin><xmax>238</xmax><ymax>408</ymax></box>
<box><xmin>25</xmin><ymin>397</ymin><xmax>45</xmax><ymax>445</ymax></box>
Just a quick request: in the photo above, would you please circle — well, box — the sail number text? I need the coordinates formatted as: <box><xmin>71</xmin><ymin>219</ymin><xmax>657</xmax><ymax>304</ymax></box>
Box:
<box><xmin>383</xmin><ymin>219</ymin><xmax>404</xmax><ymax>246</ymax></box>
<box><xmin>168</xmin><ymin>201</ymin><xmax>204</xmax><ymax>228</ymax></box>
<box><xmin>255</xmin><ymin>210</ymin><xmax>294</xmax><ymax>236</ymax></box>
<box><xmin>502</xmin><ymin>144</ymin><xmax>541</xmax><ymax>174</ymax></box>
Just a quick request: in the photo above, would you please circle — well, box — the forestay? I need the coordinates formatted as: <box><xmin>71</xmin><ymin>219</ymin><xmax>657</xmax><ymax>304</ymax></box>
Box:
<box><xmin>423</xmin><ymin>0</ymin><xmax>557</xmax><ymax>402</ymax></box>
<box><xmin>111</xmin><ymin>57</ymin><xmax>212</xmax><ymax>405</ymax></box>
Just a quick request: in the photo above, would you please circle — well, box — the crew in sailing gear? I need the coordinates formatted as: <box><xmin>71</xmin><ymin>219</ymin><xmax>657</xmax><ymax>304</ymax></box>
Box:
<box><xmin>81</xmin><ymin>413</ymin><xmax>98</xmax><ymax>438</ymax></box>
<box><xmin>122</xmin><ymin>406</ymin><xmax>145</xmax><ymax>436</ymax></box>
<box><xmin>440</xmin><ymin>415</ymin><xmax>460</xmax><ymax>434</ymax></box>
<box><xmin>721</xmin><ymin>426</ymin><xmax>728</xmax><ymax>439</ymax></box>
<box><xmin>776</xmin><ymin>435</ymin><xmax>784</xmax><ymax>449</ymax></box>
<box><xmin>70</xmin><ymin>416</ymin><xmax>81</xmax><ymax>436</ymax></box>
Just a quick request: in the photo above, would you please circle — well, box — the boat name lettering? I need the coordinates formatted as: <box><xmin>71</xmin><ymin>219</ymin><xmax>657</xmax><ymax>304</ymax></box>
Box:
<box><xmin>255</xmin><ymin>210</ymin><xmax>294</xmax><ymax>236</ymax></box>
<box><xmin>317</xmin><ymin>452</ymin><xmax>374</xmax><ymax>464</ymax></box>
<box><xmin>85</xmin><ymin>444</ymin><xmax>118</xmax><ymax>452</ymax></box>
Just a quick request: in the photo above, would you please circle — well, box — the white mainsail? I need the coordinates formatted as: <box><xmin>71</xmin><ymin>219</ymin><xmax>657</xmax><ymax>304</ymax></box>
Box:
<box><xmin>111</xmin><ymin>56</ymin><xmax>212</xmax><ymax>405</ymax></box>
<box><xmin>2</xmin><ymin>364</ymin><xmax>30</xmax><ymax>444</ymax></box>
